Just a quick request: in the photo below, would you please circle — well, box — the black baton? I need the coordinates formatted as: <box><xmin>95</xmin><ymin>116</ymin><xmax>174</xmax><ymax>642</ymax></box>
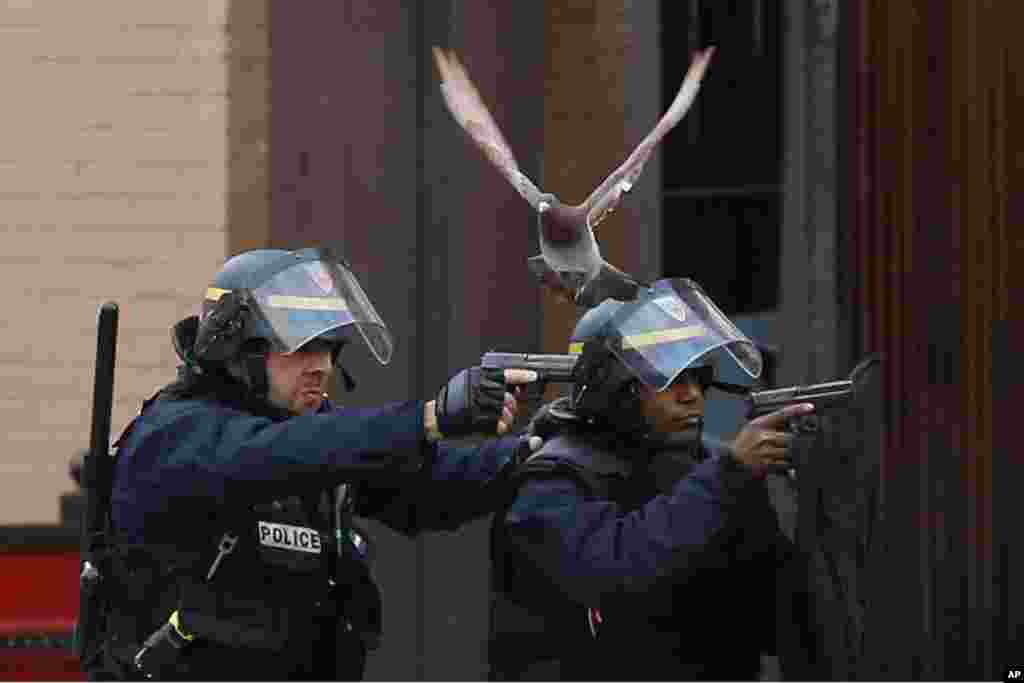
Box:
<box><xmin>76</xmin><ymin>302</ymin><xmax>119</xmax><ymax>663</ymax></box>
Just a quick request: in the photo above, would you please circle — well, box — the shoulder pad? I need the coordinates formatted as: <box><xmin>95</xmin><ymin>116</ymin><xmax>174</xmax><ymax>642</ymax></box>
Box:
<box><xmin>516</xmin><ymin>434</ymin><xmax>631</xmax><ymax>497</ymax></box>
<box><xmin>525</xmin><ymin>434</ymin><xmax>632</xmax><ymax>476</ymax></box>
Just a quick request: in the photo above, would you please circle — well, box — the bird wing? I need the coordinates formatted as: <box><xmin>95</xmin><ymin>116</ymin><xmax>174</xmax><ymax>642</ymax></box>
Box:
<box><xmin>582</xmin><ymin>47</ymin><xmax>715</xmax><ymax>230</ymax></box>
<box><xmin>432</xmin><ymin>47</ymin><xmax>547</xmax><ymax>210</ymax></box>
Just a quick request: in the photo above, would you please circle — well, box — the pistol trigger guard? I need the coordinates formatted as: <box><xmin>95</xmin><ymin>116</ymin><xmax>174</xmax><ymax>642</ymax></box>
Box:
<box><xmin>788</xmin><ymin>414</ymin><xmax>820</xmax><ymax>433</ymax></box>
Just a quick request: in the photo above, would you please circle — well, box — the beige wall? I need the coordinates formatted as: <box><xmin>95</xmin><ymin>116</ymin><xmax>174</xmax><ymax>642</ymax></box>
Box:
<box><xmin>0</xmin><ymin>0</ymin><xmax>269</xmax><ymax>525</ymax></box>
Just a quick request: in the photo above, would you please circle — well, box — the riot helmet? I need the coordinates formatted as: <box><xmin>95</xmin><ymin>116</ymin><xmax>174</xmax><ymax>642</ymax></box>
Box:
<box><xmin>176</xmin><ymin>247</ymin><xmax>394</xmax><ymax>397</ymax></box>
<box><xmin>567</xmin><ymin>278</ymin><xmax>761</xmax><ymax>437</ymax></box>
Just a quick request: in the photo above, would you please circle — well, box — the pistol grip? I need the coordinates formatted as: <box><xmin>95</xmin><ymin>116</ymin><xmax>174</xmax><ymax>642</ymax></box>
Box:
<box><xmin>510</xmin><ymin>381</ymin><xmax>549</xmax><ymax>431</ymax></box>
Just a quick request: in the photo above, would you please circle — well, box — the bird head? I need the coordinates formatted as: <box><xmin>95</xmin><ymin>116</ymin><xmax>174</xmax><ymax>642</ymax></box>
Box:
<box><xmin>536</xmin><ymin>192</ymin><xmax>560</xmax><ymax>215</ymax></box>
<box><xmin>535</xmin><ymin>198</ymin><xmax>581</xmax><ymax>246</ymax></box>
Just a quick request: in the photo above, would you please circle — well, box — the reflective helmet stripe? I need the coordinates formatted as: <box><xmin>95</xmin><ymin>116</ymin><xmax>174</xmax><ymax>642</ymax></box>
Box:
<box><xmin>264</xmin><ymin>295</ymin><xmax>350</xmax><ymax>312</ymax></box>
<box><xmin>619</xmin><ymin>324</ymin><xmax>706</xmax><ymax>350</ymax></box>
<box><xmin>206</xmin><ymin>288</ymin><xmax>351</xmax><ymax>312</ymax></box>
<box><xmin>206</xmin><ymin>286</ymin><xmax>230</xmax><ymax>302</ymax></box>
<box><xmin>571</xmin><ymin>324</ymin><xmax>706</xmax><ymax>354</ymax></box>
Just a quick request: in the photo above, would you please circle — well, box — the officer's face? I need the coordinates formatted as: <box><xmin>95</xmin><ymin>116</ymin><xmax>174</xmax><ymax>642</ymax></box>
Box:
<box><xmin>265</xmin><ymin>348</ymin><xmax>333</xmax><ymax>415</ymax></box>
<box><xmin>637</xmin><ymin>372</ymin><xmax>705</xmax><ymax>435</ymax></box>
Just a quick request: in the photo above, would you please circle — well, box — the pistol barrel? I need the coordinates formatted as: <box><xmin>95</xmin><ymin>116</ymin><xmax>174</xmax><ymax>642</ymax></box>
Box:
<box><xmin>481</xmin><ymin>352</ymin><xmax>578</xmax><ymax>383</ymax></box>
<box><xmin>748</xmin><ymin>379</ymin><xmax>852</xmax><ymax>416</ymax></box>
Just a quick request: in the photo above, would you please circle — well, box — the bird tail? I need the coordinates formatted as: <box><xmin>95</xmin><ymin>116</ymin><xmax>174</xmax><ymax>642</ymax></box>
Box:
<box><xmin>527</xmin><ymin>255</ymin><xmax>585</xmax><ymax>304</ymax></box>
<box><xmin>576</xmin><ymin>261</ymin><xmax>644</xmax><ymax>308</ymax></box>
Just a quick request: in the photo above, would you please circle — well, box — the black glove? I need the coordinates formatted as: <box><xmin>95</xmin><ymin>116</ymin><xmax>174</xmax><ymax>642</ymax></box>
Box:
<box><xmin>435</xmin><ymin>366</ymin><xmax>506</xmax><ymax>438</ymax></box>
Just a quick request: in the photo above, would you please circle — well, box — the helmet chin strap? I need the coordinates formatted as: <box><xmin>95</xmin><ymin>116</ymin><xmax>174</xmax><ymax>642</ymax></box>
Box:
<box><xmin>225</xmin><ymin>352</ymin><xmax>270</xmax><ymax>399</ymax></box>
<box><xmin>709</xmin><ymin>380</ymin><xmax>752</xmax><ymax>396</ymax></box>
<box><xmin>338</xmin><ymin>365</ymin><xmax>357</xmax><ymax>392</ymax></box>
<box><xmin>171</xmin><ymin>316</ymin><xmax>201</xmax><ymax>369</ymax></box>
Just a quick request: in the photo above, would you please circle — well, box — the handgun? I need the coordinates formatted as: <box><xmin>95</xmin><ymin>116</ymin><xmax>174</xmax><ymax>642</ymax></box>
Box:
<box><xmin>480</xmin><ymin>352</ymin><xmax>578</xmax><ymax>429</ymax></box>
<box><xmin>746</xmin><ymin>379</ymin><xmax>853</xmax><ymax>433</ymax></box>
<box><xmin>480</xmin><ymin>352</ymin><xmax>578</xmax><ymax>384</ymax></box>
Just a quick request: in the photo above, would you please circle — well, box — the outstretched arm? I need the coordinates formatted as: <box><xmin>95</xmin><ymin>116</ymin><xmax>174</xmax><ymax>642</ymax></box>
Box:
<box><xmin>498</xmin><ymin>454</ymin><xmax>764</xmax><ymax>611</ymax></box>
<box><xmin>356</xmin><ymin>434</ymin><xmax>541</xmax><ymax>536</ymax></box>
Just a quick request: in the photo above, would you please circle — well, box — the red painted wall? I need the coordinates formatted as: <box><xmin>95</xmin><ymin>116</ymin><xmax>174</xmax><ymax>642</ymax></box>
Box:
<box><xmin>0</xmin><ymin>549</ymin><xmax>83</xmax><ymax>681</ymax></box>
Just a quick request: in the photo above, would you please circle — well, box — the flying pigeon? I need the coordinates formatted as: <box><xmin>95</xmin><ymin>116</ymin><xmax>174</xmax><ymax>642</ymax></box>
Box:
<box><xmin>432</xmin><ymin>45</ymin><xmax>715</xmax><ymax>308</ymax></box>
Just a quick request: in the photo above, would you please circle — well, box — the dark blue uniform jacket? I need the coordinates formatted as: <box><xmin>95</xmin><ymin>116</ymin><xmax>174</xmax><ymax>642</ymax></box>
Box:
<box><xmin>101</xmin><ymin>380</ymin><xmax>526</xmax><ymax>681</ymax></box>
<box><xmin>491</xmin><ymin>434</ymin><xmax>798</xmax><ymax>680</ymax></box>
<box><xmin>503</xmin><ymin>445</ymin><xmax>741</xmax><ymax>606</ymax></box>
<box><xmin>112</xmin><ymin>396</ymin><xmax>524</xmax><ymax>544</ymax></box>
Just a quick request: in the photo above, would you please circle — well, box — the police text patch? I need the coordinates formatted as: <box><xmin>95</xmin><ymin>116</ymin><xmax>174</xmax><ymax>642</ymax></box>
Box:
<box><xmin>258</xmin><ymin>521</ymin><xmax>323</xmax><ymax>554</ymax></box>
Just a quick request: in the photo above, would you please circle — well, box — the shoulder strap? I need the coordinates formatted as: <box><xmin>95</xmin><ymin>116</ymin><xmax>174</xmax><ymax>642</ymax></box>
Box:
<box><xmin>110</xmin><ymin>387</ymin><xmax>162</xmax><ymax>451</ymax></box>
<box><xmin>516</xmin><ymin>434</ymin><xmax>632</xmax><ymax>498</ymax></box>
<box><xmin>490</xmin><ymin>434</ymin><xmax>632</xmax><ymax>598</ymax></box>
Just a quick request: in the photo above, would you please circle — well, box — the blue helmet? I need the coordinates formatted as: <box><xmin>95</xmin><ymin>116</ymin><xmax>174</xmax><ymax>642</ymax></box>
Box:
<box><xmin>566</xmin><ymin>278</ymin><xmax>761</xmax><ymax>433</ymax></box>
<box><xmin>193</xmin><ymin>247</ymin><xmax>393</xmax><ymax>366</ymax></box>
<box><xmin>569</xmin><ymin>278</ymin><xmax>761</xmax><ymax>389</ymax></box>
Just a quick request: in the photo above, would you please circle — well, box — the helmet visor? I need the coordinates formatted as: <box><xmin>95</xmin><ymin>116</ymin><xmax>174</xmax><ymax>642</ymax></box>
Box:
<box><xmin>248</xmin><ymin>257</ymin><xmax>394</xmax><ymax>365</ymax></box>
<box><xmin>602</xmin><ymin>278</ymin><xmax>761</xmax><ymax>391</ymax></box>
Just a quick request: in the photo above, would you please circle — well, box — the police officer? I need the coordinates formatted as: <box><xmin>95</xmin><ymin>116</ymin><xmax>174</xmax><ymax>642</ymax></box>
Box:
<box><xmin>85</xmin><ymin>247</ymin><xmax>539</xmax><ymax>681</ymax></box>
<box><xmin>488</xmin><ymin>278</ymin><xmax>814</xmax><ymax>681</ymax></box>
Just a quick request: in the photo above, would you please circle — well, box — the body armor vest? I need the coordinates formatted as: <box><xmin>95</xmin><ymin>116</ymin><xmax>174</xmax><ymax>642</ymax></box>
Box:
<box><xmin>89</xmin><ymin>389</ymin><xmax>381</xmax><ymax>681</ymax></box>
<box><xmin>488</xmin><ymin>432</ymin><xmax>777</xmax><ymax>681</ymax></box>
<box><xmin>95</xmin><ymin>485</ymin><xmax>379</xmax><ymax>681</ymax></box>
<box><xmin>488</xmin><ymin>433</ymin><xmax>646</xmax><ymax>681</ymax></box>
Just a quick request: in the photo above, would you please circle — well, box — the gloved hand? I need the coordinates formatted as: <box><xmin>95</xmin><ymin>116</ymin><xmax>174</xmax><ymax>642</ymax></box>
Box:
<box><xmin>431</xmin><ymin>367</ymin><xmax>538</xmax><ymax>439</ymax></box>
<box><xmin>68</xmin><ymin>449</ymin><xmax>86</xmax><ymax>488</ymax></box>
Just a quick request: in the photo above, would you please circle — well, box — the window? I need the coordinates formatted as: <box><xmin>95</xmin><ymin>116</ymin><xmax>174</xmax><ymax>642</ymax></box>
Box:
<box><xmin>660</xmin><ymin>0</ymin><xmax>782</xmax><ymax>315</ymax></box>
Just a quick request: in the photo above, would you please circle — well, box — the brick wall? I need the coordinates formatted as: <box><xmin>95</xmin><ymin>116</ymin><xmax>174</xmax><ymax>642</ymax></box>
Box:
<box><xmin>0</xmin><ymin>0</ymin><xmax>269</xmax><ymax>525</ymax></box>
